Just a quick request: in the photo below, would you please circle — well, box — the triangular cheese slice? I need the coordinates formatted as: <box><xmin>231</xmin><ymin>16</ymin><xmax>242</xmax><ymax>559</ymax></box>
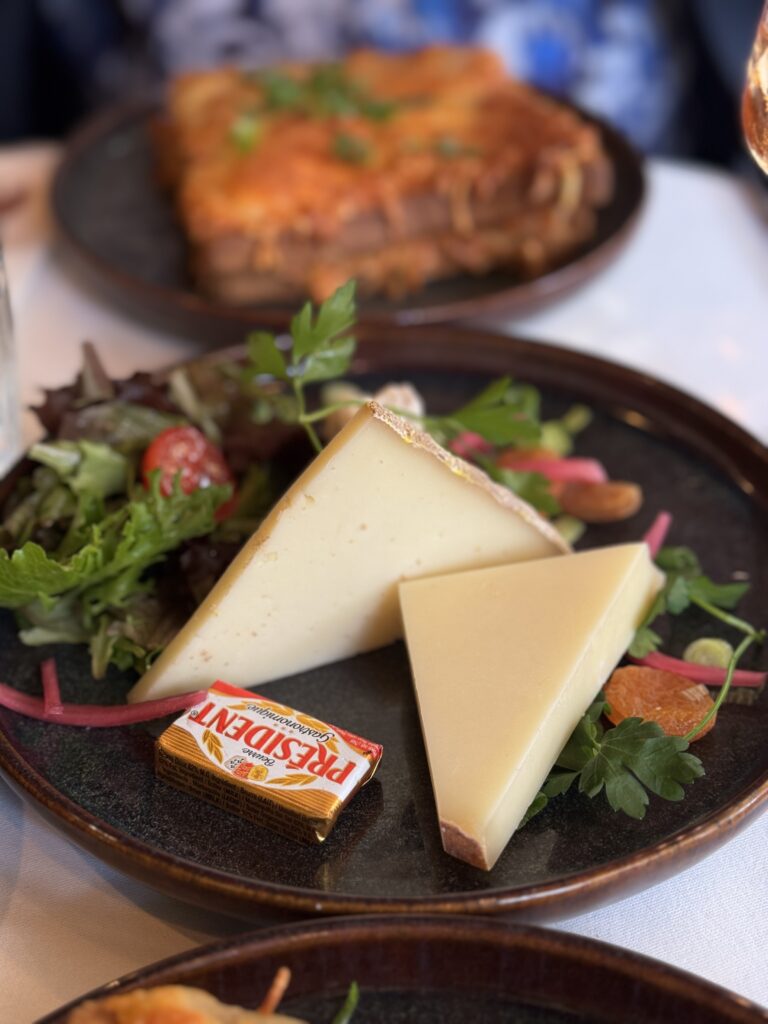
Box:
<box><xmin>129</xmin><ymin>401</ymin><xmax>566</xmax><ymax>701</ymax></box>
<box><xmin>398</xmin><ymin>543</ymin><xmax>664</xmax><ymax>871</ymax></box>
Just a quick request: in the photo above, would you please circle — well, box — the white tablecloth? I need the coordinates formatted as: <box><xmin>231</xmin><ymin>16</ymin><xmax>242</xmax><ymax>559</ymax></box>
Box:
<box><xmin>1</xmin><ymin>148</ymin><xmax>767</xmax><ymax>1022</ymax></box>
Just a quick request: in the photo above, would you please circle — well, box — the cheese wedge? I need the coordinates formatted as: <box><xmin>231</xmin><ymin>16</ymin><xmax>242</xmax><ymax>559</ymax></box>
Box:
<box><xmin>129</xmin><ymin>401</ymin><xmax>566</xmax><ymax>701</ymax></box>
<box><xmin>398</xmin><ymin>543</ymin><xmax>663</xmax><ymax>871</ymax></box>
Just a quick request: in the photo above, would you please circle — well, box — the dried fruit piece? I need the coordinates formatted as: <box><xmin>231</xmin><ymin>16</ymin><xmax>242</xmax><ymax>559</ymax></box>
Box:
<box><xmin>605</xmin><ymin>666</ymin><xmax>716</xmax><ymax>741</ymax></box>
<box><xmin>559</xmin><ymin>481</ymin><xmax>643</xmax><ymax>522</ymax></box>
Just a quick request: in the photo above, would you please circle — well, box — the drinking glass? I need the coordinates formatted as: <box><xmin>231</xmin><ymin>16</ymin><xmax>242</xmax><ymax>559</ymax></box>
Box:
<box><xmin>0</xmin><ymin>245</ymin><xmax>20</xmax><ymax>475</ymax></box>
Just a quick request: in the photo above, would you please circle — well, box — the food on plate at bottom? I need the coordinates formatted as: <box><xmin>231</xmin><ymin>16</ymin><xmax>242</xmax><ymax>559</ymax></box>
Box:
<box><xmin>66</xmin><ymin>985</ymin><xmax>304</xmax><ymax>1023</ymax></box>
<box><xmin>128</xmin><ymin>399</ymin><xmax>567</xmax><ymax>702</ymax></box>
<box><xmin>66</xmin><ymin>972</ymin><xmax>360</xmax><ymax>1022</ymax></box>
<box><xmin>398</xmin><ymin>543</ymin><xmax>663</xmax><ymax>870</ymax></box>
<box><xmin>156</xmin><ymin>681</ymin><xmax>382</xmax><ymax>843</ymax></box>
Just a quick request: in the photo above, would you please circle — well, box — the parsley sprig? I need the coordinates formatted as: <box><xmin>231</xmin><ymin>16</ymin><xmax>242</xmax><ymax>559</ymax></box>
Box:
<box><xmin>242</xmin><ymin>281</ymin><xmax>589</xmax><ymax>509</ymax></box>
<box><xmin>630</xmin><ymin>546</ymin><xmax>753</xmax><ymax>658</ymax></box>
<box><xmin>523</xmin><ymin>696</ymin><xmax>705</xmax><ymax>825</ymax></box>
<box><xmin>243</xmin><ymin>281</ymin><xmax>357</xmax><ymax>452</ymax></box>
<box><xmin>524</xmin><ymin>542</ymin><xmax>765</xmax><ymax>827</ymax></box>
<box><xmin>631</xmin><ymin>544</ymin><xmax>764</xmax><ymax>742</ymax></box>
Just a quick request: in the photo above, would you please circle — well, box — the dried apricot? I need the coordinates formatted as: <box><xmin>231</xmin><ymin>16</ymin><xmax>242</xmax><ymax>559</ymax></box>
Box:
<box><xmin>604</xmin><ymin>666</ymin><xmax>716</xmax><ymax>741</ymax></box>
<box><xmin>560</xmin><ymin>481</ymin><xmax>643</xmax><ymax>522</ymax></box>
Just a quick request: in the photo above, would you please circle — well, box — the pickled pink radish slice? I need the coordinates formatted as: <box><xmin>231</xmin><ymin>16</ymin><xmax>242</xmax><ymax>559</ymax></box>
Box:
<box><xmin>630</xmin><ymin>651</ymin><xmax>766</xmax><ymax>688</ymax></box>
<box><xmin>495</xmin><ymin>453</ymin><xmax>608</xmax><ymax>483</ymax></box>
<box><xmin>448</xmin><ymin>432</ymin><xmax>493</xmax><ymax>459</ymax></box>
<box><xmin>0</xmin><ymin>681</ymin><xmax>207</xmax><ymax>725</ymax></box>
<box><xmin>643</xmin><ymin>510</ymin><xmax>673</xmax><ymax>559</ymax></box>
<box><xmin>41</xmin><ymin>658</ymin><xmax>63</xmax><ymax>715</ymax></box>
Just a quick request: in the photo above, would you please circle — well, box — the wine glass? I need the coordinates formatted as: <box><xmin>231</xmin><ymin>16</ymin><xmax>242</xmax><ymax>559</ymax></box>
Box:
<box><xmin>743</xmin><ymin>3</ymin><xmax>768</xmax><ymax>172</ymax></box>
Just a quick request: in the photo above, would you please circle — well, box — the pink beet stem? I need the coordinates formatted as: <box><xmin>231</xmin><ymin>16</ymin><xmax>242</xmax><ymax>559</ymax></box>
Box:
<box><xmin>496</xmin><ymin>454</ymin><xmax>608</xmax><ymax>483</ymax></box>
<box><xmin>0</xmin><ymin>683</ymin><xmax>208</xmax><ymax>726</ymax></box>
<box><xmin>630</xmin><ymin>651</ymin><xmax>766</xmax><ymax>688</ymax></box>
<box><xmin>41</xmin><ymin>658</ymin><xmax>63</xmax><ymax>715</ymax></box>
<box><xmin>643</xmin><ymin>510</ymin><xmax>673</xmax><ymax>559</ymax></box>
<box><xmin>449</xmin><ymin>432</ymin><xmax>494</xmax><ymax>459</ymax></box>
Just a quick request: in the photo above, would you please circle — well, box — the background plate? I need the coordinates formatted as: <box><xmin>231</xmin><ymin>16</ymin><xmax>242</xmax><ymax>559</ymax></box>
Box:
<box><xmin>40</xmin><ymin>915</ymin><xmax>768</xmax><ymax>1023</ymax></box>
<box><xmin>1</xmin><ymin>328</ymin><xmax>766</xmax><ymax>922</ymax></box>
<box><xmin>51</xmin><ymin>102</ymin><xmax>644</xmax><ymax>340</ymax></box>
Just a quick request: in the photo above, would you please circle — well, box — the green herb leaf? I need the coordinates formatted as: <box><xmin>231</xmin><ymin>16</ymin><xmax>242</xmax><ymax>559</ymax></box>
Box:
<box><xmin>243</xmin><ymin>281</ymin><xmax>357</xmax><ymax>451</ymax></box>
<box><xmin>246</xmin><ymin>330</ymin><xmax>289</xmax><ymax>381</ymax></box>
<box><xmin>258</xmin><ymin>69</ymin><xmax>304</xmax><ymax>110</ymax></box>
<box><xmin>664</xmin><ymin>573</ymin><xmax>691</xmax><ymax>614</ymax></box>
<box><xmin>631</xmin><ymin>544</ymin><xmax>755</xmax><ymax>656</ymax></box>
<box><xmin>521</xmin><ymin>698</ymin><xmax>704</xmax><ymax>827</ymax></box>
<box><xmin>430</xmin><ymin>378</ymin><xmax>543</xmax><ymax>447</ymax></box>
<box><xmin>300</xmin><ymin>334</ymin><xmax>357</xmax><ymax>384</ymax></box>
<box><xmin>655</xmin><ymin>546</ymin><xmax>701</xmax><ymax>573</ymax></box>
<box><xmin>230</xmin><ymin>111</ymin><xmax>262</xmax><ymax>152</ymax></box>
<box><xmin>331</xmin><ymin>981</ymin><xmax>360</xmax><ymax>1024</ymax></box>
<box><xmin>0</xmin><ymin>542</ymin><xmax>102</xmax><ymax>608</ymax></box>
<box><xmin>542</xmin><ymin>769</ymin><xmax>580</xmax><ymax>797</ymax></box>
<box><xmin>291</xmin><ymin>280</ymin><xmax>356</xmax><ymax>360</ymax></box>
<box><xmin>520</xmin><ymin>790</ymin><xmax>549</xmax><ymax>826</ymax></box>
<box><xmin>254</xmin><ymin>63</ymin><xmax>398</xmax><ymax>124</ymax></box>
<box><xmin>0</xmin><ymin>476</ymin><xmax>229</xmax><ymax>675</ymax></box>
<box><xmin>478</xmin><ymin>459</ymin><xmax>560</xmax><ymax>516</ymax></box>
<box><xmin>628</xmin><ymin>622</ymin><xmax>664</xmax><ymax>658</ymax></box>
<box><xmin>29</xmin><ymin>440</ymin><xmax>128</xmax><ymax>500</ymax></box>
<box><xmin>687</xmin><ymin>576</ymin><xmax>749</xmax><ymax>610</ymax></box>
<box><xmin>333</xmin><ymin>133</ymin><xmax>371</xmax><ymax>163</ymax></box>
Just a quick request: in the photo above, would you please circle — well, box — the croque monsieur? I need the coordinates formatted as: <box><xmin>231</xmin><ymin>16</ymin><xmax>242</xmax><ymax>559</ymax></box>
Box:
<box><xmin>66</xmin><ymin>984</ymin><xmax>303</xmax><ymax>1023</ymax></box>
<box><xmin>157</xmin><ymin>46</ymin><xmax>614</xmax><ymax>303</ymax></box>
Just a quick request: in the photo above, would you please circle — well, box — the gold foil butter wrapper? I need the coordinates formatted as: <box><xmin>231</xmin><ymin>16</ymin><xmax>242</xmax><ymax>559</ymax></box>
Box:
<box><xmin>155</xmin><ymin>680</ymin><xmax>383</xmax><ymax>844</ymax></box>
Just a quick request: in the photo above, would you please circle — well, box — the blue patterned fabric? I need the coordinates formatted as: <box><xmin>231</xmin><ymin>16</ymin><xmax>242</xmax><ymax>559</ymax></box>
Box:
<box><xmin>38</xmin><ymin>0</ymin><xmax>682</xmax><ymax>152</ymax></box>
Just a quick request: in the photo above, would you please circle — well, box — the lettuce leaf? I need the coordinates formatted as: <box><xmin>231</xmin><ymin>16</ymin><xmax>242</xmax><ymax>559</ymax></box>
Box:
<box><xmin>0</xmin><ymin>474</ymin><xmax>230</xmax><ymax>676</ymax></box>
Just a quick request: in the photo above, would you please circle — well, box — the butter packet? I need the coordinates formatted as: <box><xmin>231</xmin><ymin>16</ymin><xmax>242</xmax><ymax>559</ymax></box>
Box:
<box><xmin>156</xmin><ymin>681</ymin><xmax>382</xmax><ymax>844</ymax></box>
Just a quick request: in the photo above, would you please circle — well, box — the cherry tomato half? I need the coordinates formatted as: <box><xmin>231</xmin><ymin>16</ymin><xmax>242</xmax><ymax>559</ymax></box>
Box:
<box><xmin>142</xmin><ymin>426</ymin><xmax>236</xmax><ymax>518</ymax></box>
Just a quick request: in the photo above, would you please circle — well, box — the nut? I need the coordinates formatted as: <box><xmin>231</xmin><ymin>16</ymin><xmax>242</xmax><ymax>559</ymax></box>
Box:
<box><xmin>559</xmin><ymin>481</ymin><xmax>643</xmax><ymax>523</ymax></box>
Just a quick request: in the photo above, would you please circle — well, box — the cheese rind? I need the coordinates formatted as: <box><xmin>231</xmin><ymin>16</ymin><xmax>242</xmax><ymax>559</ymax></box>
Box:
<box><xmin>129</xmin><ymin>401</ymin><xmax>566</xmax><ymax>702</ymax></box>
<box><xmin>398</xmin><ymin>543</ymin><xmax>664</xmax><ymax>871</ymax></box>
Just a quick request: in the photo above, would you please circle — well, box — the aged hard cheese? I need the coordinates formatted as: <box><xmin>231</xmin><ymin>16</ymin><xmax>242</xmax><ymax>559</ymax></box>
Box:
<box><xmin>129</xmin><ymin>401</ymin><xmax>566</xmax><ymax>702</ymax></box>
<box><xmin>398</xmin><ymin>543</ymin><xmax>664</xmax><ymax>871</ymax></box>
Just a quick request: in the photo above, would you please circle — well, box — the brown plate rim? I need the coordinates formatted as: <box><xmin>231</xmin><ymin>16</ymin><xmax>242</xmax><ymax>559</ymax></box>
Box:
<box><xmin>1</xmin><ymin>326</ymin><xmax>767</xmax><ymax>920</ymax></box>
<box><xmin>50</xmin><ymin>98</ymin><xmax>645</xmax><ymax>333</ymax></box>
<box><xmin>38</xmin><ymin>915</ymin><xmax>768</xmax><ymax>1023</ymax></box>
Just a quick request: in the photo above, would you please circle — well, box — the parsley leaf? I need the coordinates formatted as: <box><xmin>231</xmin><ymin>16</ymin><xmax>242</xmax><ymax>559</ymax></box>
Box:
<box><xmin>478</xmin><ymin>459</ymin><xmax>560</xmax><ymax>516</ymax></box>
<box><xmin>251</xmin><ymin>63</ymin><xmax>398</xmax><ymax>123</ymax></box>
<box><xmin>522</xmin><ymin>696</ymin><xmax>704</xmax><ymax>826</ymax></box>
<box><xmin>425</xmin><ymin>377</ymin><xmax>543</xmax><ymax>448</ymax></box>
<box><xmin>330</xmin><ymin>981</ymin><xmax>360</xmax><ymax>1024</ymax></box>
<box><xmin>230</xmin><ymin>111</ymin><xmax>262</xmax><ymax>152</ymax></box>
<box><xmin>630</xmin><ymin>544</ymin><xmax>752</xmax><ymax>656</ymax></box>
<box><xmin>290</xmin><ymin>280</ymin><xmax>356</xmax><ymax>370</ymax></box>
<box><xmin>243</xmin><ymin>281</ymin><xmax>357</xmax><ymax>451</ymax></box>
<box><xmin>333</xmin><ymin>133</ymin><xmax>371</xmax><ymax>163</ymax></box>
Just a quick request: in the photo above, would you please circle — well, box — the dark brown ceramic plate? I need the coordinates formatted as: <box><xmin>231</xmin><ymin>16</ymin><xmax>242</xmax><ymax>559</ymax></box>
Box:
<box><xmin>39</xmin><ymin>915</ymin><xmax>768</xmax><ymax>1023</ymax></box>
<box><xmin>1</xmin><ymin>328</ymin><xmax>767</xmax><ymax>923</ymax></box>
<box><xmin>51</xmin><ymin>101</ymin><xmax>644</xmax><ymax>341</ymax></box>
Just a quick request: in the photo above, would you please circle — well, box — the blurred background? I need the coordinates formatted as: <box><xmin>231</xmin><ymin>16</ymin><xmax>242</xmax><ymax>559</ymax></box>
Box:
<box><xmin>0</xmin><ymin>0</ymin><xmax>762</xmax><ymax>173</ymax></box>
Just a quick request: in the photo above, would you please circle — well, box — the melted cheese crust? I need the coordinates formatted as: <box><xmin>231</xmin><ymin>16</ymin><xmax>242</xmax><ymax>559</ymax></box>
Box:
<box><xmin>161</xmin><ymin>46</ymin><xmax>610</xmax><ymax>247</ymax></box>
